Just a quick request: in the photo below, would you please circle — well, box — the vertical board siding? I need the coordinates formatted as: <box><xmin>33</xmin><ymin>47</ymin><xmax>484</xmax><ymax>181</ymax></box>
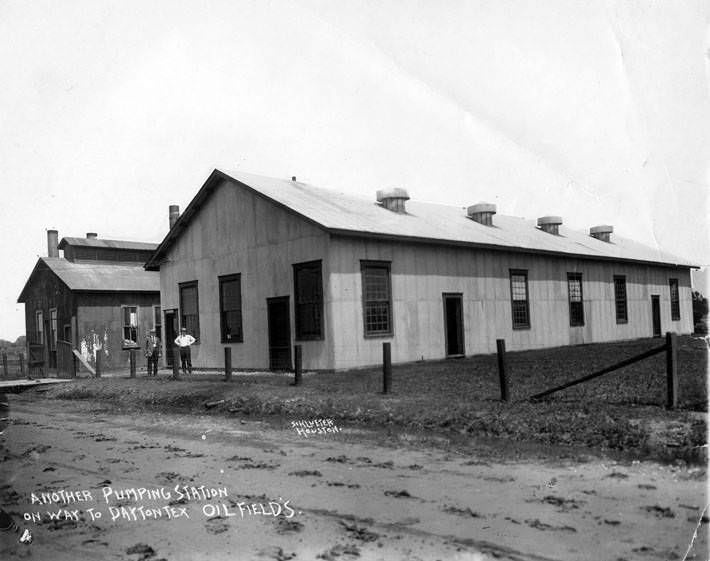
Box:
<box><xmin>22</xmin><ymin>263</ymin><xmax>75</xmax><ymax>371</ymax></box>
<box><xmin>76</xmin><ymin>293</ymin><xmax>159</xmax><ymax>369</ymax></box>
<box><xmin>160</xmin><ymin>179</ymin><xmax>330</xmax><ymax>370</ymax></box>
<box><xmin>328</xmin><ymin>237</ymin><xmax>693</xmax><ymax>370</ymax></box>
<box><xmin>21</xmin><ymin>261</ymin><xmax>160</xmax><ymax>371</ymax></box>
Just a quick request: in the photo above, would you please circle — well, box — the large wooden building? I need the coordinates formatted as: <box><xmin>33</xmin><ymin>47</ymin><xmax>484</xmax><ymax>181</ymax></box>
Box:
<box><xmin>145</xmin><ymin>170</ymin><xmax>695</xmax><ymax>371</ymax></box>
<box><xmin>18</xmin><ymin>232</ymin><xmax>160</xmax><ymax>374</ymax></box>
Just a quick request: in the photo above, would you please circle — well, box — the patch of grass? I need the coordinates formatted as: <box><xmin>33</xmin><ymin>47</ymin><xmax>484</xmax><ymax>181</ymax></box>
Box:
<box><xmin>39</xmin><ymin>336</ymin><xmax>707</xmax><ymax>461</ymax></box>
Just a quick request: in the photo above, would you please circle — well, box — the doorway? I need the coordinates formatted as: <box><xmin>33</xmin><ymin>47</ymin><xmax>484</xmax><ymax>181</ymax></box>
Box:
<box><xmin>46</xmin><ymin>319</ymin><xmax>56</xmax><ymax>369</ymax></box>
<box><xmin>267</xmin><ymin>296</ymin><xmax>292</xmax><ymax>370</ymax></box>
<box><xmin>443</xmin><ymin>293</ymin><xmax>465</xmax><ymax>357</ymax></box>
<box><xmin>651</xmin><ymin>295</ymin><xmax>661</xmax><ymax>337</ymax></box>
<box><xmin>164</xmin><ymin>309</ymin><xmax>178</xmax><ymax>366</ymax></box>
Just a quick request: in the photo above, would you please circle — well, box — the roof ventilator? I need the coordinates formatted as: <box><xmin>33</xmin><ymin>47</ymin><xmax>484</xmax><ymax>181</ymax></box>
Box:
<box><xmin>589</xmin><ymin>224</ymin><xmax>613</xmax><ymax>243</ymax></box>
<box><xmin>537</xmin><ymin>216</ymin><xmax>563</xmax><ymax>235</ymax></box>
<box><xmin>86</xmin><ymin>232</ymin><xmax>98</xmax><ymax>239</ymax></box>
<box><xmin>467</xmin><ymin>203</ymin><xmax>496</xmax><ymax>226</ymax></box>
<box><xmin>376</xmin><ymin>188</ymin><xmax>410</xmax><ymax>214</ymax></box>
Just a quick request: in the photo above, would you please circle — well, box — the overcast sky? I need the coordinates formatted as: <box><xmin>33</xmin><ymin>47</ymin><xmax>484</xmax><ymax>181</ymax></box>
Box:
<box><xmin>1</xmin><ymin>0</ymin><xmax>708</xmax><ymax>341</ymax></box>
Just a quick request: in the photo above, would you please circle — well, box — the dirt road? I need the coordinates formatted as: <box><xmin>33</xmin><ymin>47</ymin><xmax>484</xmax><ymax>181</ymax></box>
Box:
<box><xmin>0</xmin><ymin>394</ymin><xmax>706</xmax><ymax>560</ymax></box>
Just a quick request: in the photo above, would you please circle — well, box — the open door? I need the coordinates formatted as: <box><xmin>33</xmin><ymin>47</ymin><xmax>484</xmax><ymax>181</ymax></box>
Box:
<box><xmin>267</xmin><ymin>296</ymin><xmax>292</xmax><ymax>370</ymax></box>
<box><xmin>164</xmin><ymin>309</ymin><xmax>178</xmax><ymax>366</ymax></box>
<box><xmin>651</xmin><ymin>295</ymin><xmax>661</xmax><ymax>337</ymax></box>
<box><xmin>443</xmin><ymin>293</ymin><xmax>465</xmax><ymax>357</ymax></box>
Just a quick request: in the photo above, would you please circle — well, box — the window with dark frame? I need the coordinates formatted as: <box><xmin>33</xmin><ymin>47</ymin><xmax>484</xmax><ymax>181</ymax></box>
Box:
<box><xmin>509</xmin><ymin>270</ymin><xmax>530</xmax><ymax>329</ymax></box>
<box><xmin>35</xmin><ymin>310</ymin><xmax>44</xmax><ymax>345</ymax></box>
<box><xmin>567</xmin><ymin>273</ymin><xmax>584</xmax><ymax>326</ymax></box>
<box><xmin>361</xmin><ymin>261</ymin><xmax>392</xmax><ymax>336</ymax></box>
<box><xmin>153</xmin><ymin>305</ymin><xmax>162</xmax><ymax>340</ymax></box>
<box><xmin>179</xmin><ymin>281</ymin><xmax>200</xmax><ymax>341</ymax></box>
<box><xmin>293</xmin><ymin>261</ymin><xmax>323</xmax><ymax>340</ymax></box>
<box><xmin>49</xmin><ymin>308</ymin><xmax>58</xmax><ymax>350</ymax></box>
<box><xmin>669</xmin><ymin>278</ymin><xmax>680</xmax><ymax>321</ymax></box>
<box><xmin>219</xmin><ymin>274</ymin><xmax>243</xmax><ymax>343</ymax></box>
<box><xmin>614</xmin><ymin>275</ymin><xmax>628</xmax><ymax>323</ymax></box>
<box><xmin>122</xmin><ymin>306</ymin><xmax>138</xmax><ymax>342</ymax></box>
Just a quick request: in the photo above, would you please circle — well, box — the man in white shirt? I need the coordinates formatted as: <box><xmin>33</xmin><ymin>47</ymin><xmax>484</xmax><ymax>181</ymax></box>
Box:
<box><xmin>174</xmin><ymin>328</ymin><xmax>195</xmax><ymax>374</ymax></box>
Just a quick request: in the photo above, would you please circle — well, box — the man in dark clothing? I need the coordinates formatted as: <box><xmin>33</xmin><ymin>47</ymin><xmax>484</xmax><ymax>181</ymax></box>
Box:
<box><xmin>144</xmin><ymin>329</ymin><xmax>161</xmax><ymax>377</ymax></box>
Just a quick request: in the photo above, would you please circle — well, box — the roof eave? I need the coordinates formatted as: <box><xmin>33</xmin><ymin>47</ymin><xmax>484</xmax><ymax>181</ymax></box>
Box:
<box><xmin>328</xmin><ymin>229</ymin><xmax>698</xmax><ymax>270</ymax></box>
<box><xmin>142</xmin><ymin>170</ymin><xmax>697</xmax><ymax>272</ymax></box>
<box><xmin>71</xmin><ymin>289</ymin><xmax>160</xmax><ymax>294</ymax></box>
<box><xmin>17</xmin><ymin>264</ymin><xmax>40</xmax><ymax>303</ymax></box>
<box><xmin>58</xmin><ymin>238</ymin><xmax>158</xmax><ymax>251</ymax></box>
<box><xmin>17</xmin><ymin>258</ymin><xmax>73</xmax><ymax>304</ymax></box>
<box><xmin>144</xmin><ymin>169</ymin><xmax>331</xmax><ymax>270</ymax></box>
<box><xmin>145</xmin><ymin>169</ymin><xmax>226</xmax><ymax>270</ymax></box>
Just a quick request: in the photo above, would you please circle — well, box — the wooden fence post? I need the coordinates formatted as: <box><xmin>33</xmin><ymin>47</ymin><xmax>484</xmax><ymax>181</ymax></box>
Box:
<box><xmin>129</xmin><ymin>349</ymin><xmax>136</xmax><ymax>378</ymax></box>
<box><xmin>666</xmin><ymin>332</ymin><xmax>678</xmax><ymax>410</ymax></box>
<box><xmin>224</xmin><ymin>347</ymin><xmax>232</xmax><ymax>381</ymax></box>
<box><xmin>71</xmin><ymin>353</ymin><xmax>76</xmax><ymax>378</ymax></box>
<box><xmin>172</xmin><ymin>347</ymin><xmax>180</xmax><ymax>380</ymax></box>
<box><xmin>1</xmin><ymin>351</ymin><xmax>7</xmax><ymax>378</ymax></box>
<box><xmin>95</xmin><ymin>351</ymin><xmax>102</xmax><ymax>378</ymax></box>
<box><xmin>294</xmin><ymin>345</ymin><xmax>302</xmax><ymax>386</ymax></box>
<box><xmin>382</xmin><ymin>342</ymin><xmax>392</xmax><ymax>394</ymax></box>
<box><xmin>496</xmin><ymin>339</ymin><xmax>510</xmax><ymax>402</ymax></box>
<box><xmin>19</xmin><ymin>352</ymin><xmax>25</xmax><ymax>377</ymax></box>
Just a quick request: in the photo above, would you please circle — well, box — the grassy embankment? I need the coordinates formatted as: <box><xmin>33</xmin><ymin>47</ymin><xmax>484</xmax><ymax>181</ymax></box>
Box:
<box><xmin>41</xmin><ymin>336</ymin><xmax>707</xmax><ymax>461</ymax></box>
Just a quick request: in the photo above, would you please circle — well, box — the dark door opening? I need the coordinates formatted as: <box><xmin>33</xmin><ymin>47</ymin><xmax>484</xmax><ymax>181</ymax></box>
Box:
<box><xmin>267</xmin><ymin>296</ymin><xmax>292</xmax><ymax>370</ymax></box>
<box><xmin>46</xmin><ymin>319</ymin><xmax>56</xmax><ymax>369</ymax></box>
<box><xmin>164</xmin><ymin>310</ymin><xmax>178</xmax><ymax>366</ymax></box>
<box><xmin>651</xmin><ymin>295</ymin><xmax>661</xmax><ymax>337</ymax></box>
<box><xmin>443</xmin><ymin>293</ymin><xmax>465</xmax><ymax>357</ymax></box>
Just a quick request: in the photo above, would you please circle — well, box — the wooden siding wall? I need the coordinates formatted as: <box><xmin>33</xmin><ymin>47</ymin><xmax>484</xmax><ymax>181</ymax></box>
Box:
<box><xmin>328</xmin><ymin>237</ymin><xmax>693</xmax><ymax>369</ymax></box>
<box><xmin>159</xmin><ymin>179</ymin><xmax>331</xmax><ymax>369</ymax></box>
<box><xmin>76</xmin><ymin>292</ymin><xmax>160</xmax><ymax>369</ymax></box>
<box><xmin>22</xmin><ymin>262</ymin><xmax>75</xmax><ymax>367</ymax></box>
<box><xmin>63</xmin><ymin>246</ymin><xmax>154</xmax><ymax>264</ymax></box>
<box><xmin>21</xmin><ymin>262</ymin><xmax>160</xmax><ymax>371</ymax></box>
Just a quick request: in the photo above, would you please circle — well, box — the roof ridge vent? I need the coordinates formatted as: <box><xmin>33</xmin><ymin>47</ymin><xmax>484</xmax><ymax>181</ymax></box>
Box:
<box><xmin>537</xmin><ymin>215</ymin><xmax>563</xmax><ymax>235</ymax></box>
<box><xmin>376</xmin><ymin>188</ymin><xmax>410</xmax><ymax>214</ymax></box>
<box><xmin>589</xmin><ymin>224</ymin><xmax>613</xmax><ymax>243</ymax></box>
<box><xmin>467</xmin><ymin>202</ymin><xmax>496</xmax><ymax>226</ymax></box>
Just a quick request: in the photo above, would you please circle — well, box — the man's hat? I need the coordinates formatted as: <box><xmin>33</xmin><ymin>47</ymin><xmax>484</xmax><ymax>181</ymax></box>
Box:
<box><xmin>149</xmin><ymin>328</ymin><xmax>156</xmax><ymax>333</ymax></box>
<box><xmin>180</xmin><ymin>327</ymin><xmax>187</xmax><ymax>332</ymax></box>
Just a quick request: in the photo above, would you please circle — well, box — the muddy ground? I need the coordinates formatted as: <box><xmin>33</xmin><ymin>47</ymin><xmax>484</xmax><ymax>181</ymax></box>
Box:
<box><xmin>0</xmin><ymin>393</ymin><xmax>707</xmax><ymax>561</ymax></box>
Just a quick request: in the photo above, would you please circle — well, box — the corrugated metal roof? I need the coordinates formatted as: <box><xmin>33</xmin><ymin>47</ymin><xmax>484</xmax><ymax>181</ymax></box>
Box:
<box><xmin>40</xmin><ymin>258</ymin><xmax>159</xmax><ymax>292</ymax></box>
<box><xmin>145</xmin><ymin>169</ymin><xmax>696</xmax><ymax>269</ymax></box>
<box><xmin>58</xmin><ymin>237</ymin><xmax>158</xmax><ymax>251</ymax></box>
<box><xmin>221</xmin><ymin>170</ymin><xmax>696</xmax><ymax>268</ymax></box>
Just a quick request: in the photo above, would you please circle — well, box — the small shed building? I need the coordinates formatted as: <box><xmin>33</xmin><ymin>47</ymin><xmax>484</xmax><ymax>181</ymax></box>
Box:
<box><xmin>18</xmin><ymin>232</ymin><xmax>160</xmax><ymax>374</ymax></box>
<box><xmin>145</xmin><ymin>170</ymin><xmax>696</xmax><ymax>371</ymax></box>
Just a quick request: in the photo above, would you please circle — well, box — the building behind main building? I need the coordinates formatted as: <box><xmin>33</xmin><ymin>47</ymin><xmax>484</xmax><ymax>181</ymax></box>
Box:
<box><xmin>145</xmin><ymin>170</ymin><xmax>695</xmax><ymax>371</ymax></box>
<box><xmin>18</xmin><ymin>232</ymin><xmax>160</xmax><ymax>375</ymax></box>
